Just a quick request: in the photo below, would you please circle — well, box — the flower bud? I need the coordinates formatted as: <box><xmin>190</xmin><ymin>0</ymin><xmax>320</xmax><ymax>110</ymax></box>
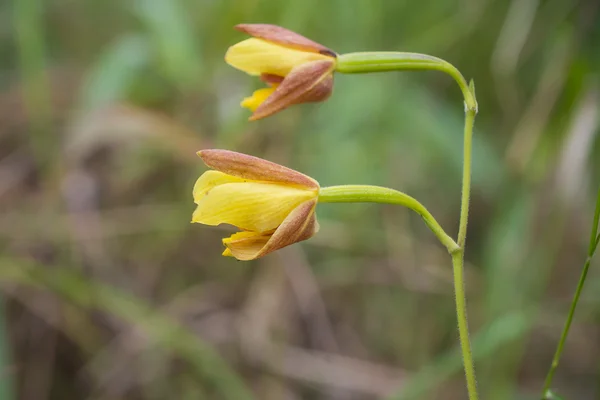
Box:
<box><xmin>225</xmin><ymin>24</ymin><xmax>337</xmax><ymax>120</ymax></box>
<box><xmin>192</xmin><ymin>150</ymin><xmax>320</xmax><ymax>260</ymax></box>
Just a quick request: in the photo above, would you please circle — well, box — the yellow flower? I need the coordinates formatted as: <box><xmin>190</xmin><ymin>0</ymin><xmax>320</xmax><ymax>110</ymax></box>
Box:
<box><xmin>192</xmin><ymin>149</ymin><xmax>320</xmax><ymax>260</ymax></box>
<box><xmin>226</xmin><ymin>24</ymin><xmax>337</xmax><ymax>120</ymax></box>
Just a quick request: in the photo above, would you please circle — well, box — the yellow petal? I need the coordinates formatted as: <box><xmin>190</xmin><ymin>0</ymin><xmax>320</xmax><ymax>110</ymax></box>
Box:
<box><xmin>223</xmin><ymin>231</ymin><xmax>261</xmax><ymax>241</ymax></box>
<box><xmin>222</xmin><ymin>231</ymin><xmax>270</xmax><ymax>260</ymax></box>
<box><xmin>225</xmin><ymin>38</ymin><xmax>331</xmax><ymax>77</ymax></box>
<box><xmin>221</xmin><ymin>199</ymin><xmax>319</xmax><ymax>261</ymax></box>
<box><xmin>192</xmin><ymin>182</ymin><xmax>315</xmax><ymax>232</ymax></box>
<box><xmin>193</xmin><ymin>170</ymin><xmax>246</xmax><ymax>204</ymax></box>
<box><xmin>241</xmin><ymin>87</ymin><xmax>276</xmax><ymax>111</ymax></box>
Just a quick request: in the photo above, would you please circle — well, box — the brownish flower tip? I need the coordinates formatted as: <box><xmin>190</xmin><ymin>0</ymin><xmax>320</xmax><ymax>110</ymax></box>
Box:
<box><xmin>197</xmin><ymin>149</ymin><xmax>319</xmax><ymax>190</ymax></box>
<box><xmin>234</xmin><ymin>23</ymin><xmax>336</xmax><ymax>57</ymax></box>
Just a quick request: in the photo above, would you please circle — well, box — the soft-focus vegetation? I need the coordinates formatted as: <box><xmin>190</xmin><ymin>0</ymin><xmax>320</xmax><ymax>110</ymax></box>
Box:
<box><xmin>1</xmin><ymin>0</ymin><xmax>599</xmax><ymax>399</ymax></box>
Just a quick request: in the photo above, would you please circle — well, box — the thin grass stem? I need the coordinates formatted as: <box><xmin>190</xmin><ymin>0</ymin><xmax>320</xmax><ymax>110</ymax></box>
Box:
<box><xmin>541</xmin><ymin>187</ymin><xmax>600</xmax><ymax>398</ymax></box>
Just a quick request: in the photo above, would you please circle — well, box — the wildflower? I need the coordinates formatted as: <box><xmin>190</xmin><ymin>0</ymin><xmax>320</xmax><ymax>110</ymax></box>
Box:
<box><xmin>225</xmin><ymin>24</ymin><xmax>337</xmax><ymax>120</ymax></box>
<box><xmin>192</xmin><ymin>149</ymin><xmax>319</xmax><ymax>260</ymax></box>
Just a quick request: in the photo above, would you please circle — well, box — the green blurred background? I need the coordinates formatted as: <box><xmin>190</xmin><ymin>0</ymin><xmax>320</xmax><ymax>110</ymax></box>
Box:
<box><xmin>1</xmin><ymin>0</ymin><xmax>599</xmax><ymax>399</ymax></box>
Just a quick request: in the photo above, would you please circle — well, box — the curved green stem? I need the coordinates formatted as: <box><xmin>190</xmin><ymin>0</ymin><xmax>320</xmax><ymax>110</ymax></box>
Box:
<box><xmin>319</xmin><ymin>185</ymin><xmax>459</xmax><ymax>254</ymax></box>
<box><xmin>541</xmin><ymin>187</ymin><xmax>600</xmax><ymax>399</ymax></box>
<box><xmin>336</xmin><ymin>52</ymin><xmax>478</xmax><ymax>113</ymax></box>
<box><xmin>336</xmin><ymin>51</ymin><xmax>479</xmax><ymax>400</ymax></box>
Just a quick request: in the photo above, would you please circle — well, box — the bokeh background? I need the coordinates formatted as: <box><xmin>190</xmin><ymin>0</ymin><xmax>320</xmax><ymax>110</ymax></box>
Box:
<box><xmin>1</xmin><ymin>0</ymin><xmax>600</xmax><ymax>399</ymax></box>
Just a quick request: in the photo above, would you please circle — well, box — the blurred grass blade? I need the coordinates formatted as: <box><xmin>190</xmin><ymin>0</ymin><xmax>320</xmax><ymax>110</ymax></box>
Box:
<box><xmin>80</xmin><ymin>34</ymin><xmax>151</xmax><ymax>110</ymax></box>
<box><xmin>132</xmin><ymin>0</ymin><xmax>202</xmax><ymax>86</ymax></box>
<box><xmin>0</xmin><ymin>257</ymin><xmax>255</xmax><ymax>400</ymax></box>
<box><xmin>589</xmin><ymin>187</ymin><xmax>600</xmax><ymax>255</ymax></box>
<box><xmin>13</xmin><ymin>0</ymin><xmax>52</xmax><ymax>167</ymax></box>
<box><xmin>0</xmin><ymin>298</ymin><xmax>14</xmax><ymax>400</ymax></box>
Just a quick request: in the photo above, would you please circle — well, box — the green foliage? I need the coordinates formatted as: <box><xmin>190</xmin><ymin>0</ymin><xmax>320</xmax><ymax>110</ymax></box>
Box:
<box><xmin>0</xmin><ymin>0</ymin><xmax>598</xmax><ymax>398</ymax></box>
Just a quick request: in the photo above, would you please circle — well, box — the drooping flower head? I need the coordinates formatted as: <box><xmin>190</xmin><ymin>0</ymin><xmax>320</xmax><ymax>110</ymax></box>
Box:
<box><xmin>192</xmin><ymin>149</ymin><xmax>319</xmax><ymax>260</ymax></box>
<box><xmin>226</xmin><ymin>24</ymin><xmax>337</xmax><ymax>120</ymax></box>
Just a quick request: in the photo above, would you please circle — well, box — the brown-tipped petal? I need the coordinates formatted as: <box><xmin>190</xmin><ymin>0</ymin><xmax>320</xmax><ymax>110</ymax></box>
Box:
<box><xmin>260</xmin><ymin>73</ymin><xmax>285</xmax><ymax>85</ymax></box>
<box><xmin>225</xmin><ymin>199</ymin><xmax>318</xmax><ymax>260</ymax></box>
<box><xmin>257</xmin><ymin>199</ymin><xmax>319</xmax><ymax>258</ymax></box>
<box><xmin>235</xmin><ymin>24</ymin><xmax>336</xmax><ymax>57</ymax></box>
<box><xmin>198</xmin><ymin>149</ymin><xmax>319</xmax><ymax>190</ymax></box>
<box><xmin>250</xmin><ymin>59</ymin><xmax>334</xmax><ymax>121</ymax></box>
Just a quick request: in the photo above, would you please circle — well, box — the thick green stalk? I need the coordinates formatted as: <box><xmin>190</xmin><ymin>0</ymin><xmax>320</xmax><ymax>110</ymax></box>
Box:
<box><xmin>541</xmin><ymin>187</ymin><xmax>600</xmax><ymax>398</ymax></box>
<box><xmin>319</xmin><ymin>185</ymin><xmax>459</xmax><ymax>253</ymax></box>
<box><xmin>336</xmin><ymin>52</ymin><xmax>479</xmax><ymax>400</ymax></box>
<box><xmin>336</xmin><ymin>51</ymin><xmax>479</xmax><ymax>400</ymax></box>
<box><xmin>451</xmin><ymin>250</ymin><xmax>477</xmax><ymax>399</ymax></box>
<box><xmin>452</xmin><ymin>107</ymin><xmax>478</xmax><ymax>400</ymax></box>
